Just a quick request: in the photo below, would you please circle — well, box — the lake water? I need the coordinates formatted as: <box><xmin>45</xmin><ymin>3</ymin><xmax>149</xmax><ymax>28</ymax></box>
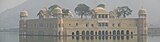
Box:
<box><xmin>0</xmin><ymin>32</ymin><xmax>160</xmax><ymax>42</ymax></box>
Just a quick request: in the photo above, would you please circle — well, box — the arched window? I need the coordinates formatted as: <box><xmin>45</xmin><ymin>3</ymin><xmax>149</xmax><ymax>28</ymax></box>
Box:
<box><xmin>112</xmin><ymin>24</ymin><xmax>115</xmax><ymax>27</ymax></box>
<box><xmin>117</xmin><ymin>30</ymin><xmax>120</xmax><ymax>35</ymax></box>
<box><xmin>98</xmin><ymin>31</ymin><xmax>101</xmax><ymax>35</ymax></box>
<box><xmin>126</xmin><ymin>30</ymin><xmax>129</xmax><ymax>35</ymax></box>
<box><xmin>121</xmin><ymin>30</ymin><xmax>124</xmax><ymax>35</ymax></box>
<box><xmin>118</xmin><ymin>23</ymin><xmax>121</xmax><ymax>27</ymax></box>
<box><xmin>72</xmin><ymin>32</ymin><xmax>74</xmax><ymax>36</ymax></box>
<box><xmin>105</xmin><ymin>23</ymin><xmax>108</xmax><ymax>26</ymax></box>
<box><xmin>102</xmin><ymin>31</ymin><xmax>105</xmax><ymax>35</ymax></box>
<box><xmin>105</xmin><ymin>31</ymin><xmax>108</xmax><ymax>35</ymax></box>
<box><xmin>91</xmin><ymin>24</ymin><xmax>94</xmax><ymax>27</ymax></box>
<box><xmin>95</xmin><ymin>32</ymin><xmax>97</xmax><ymax>35</ymax></box>
<box><xmin>110</xmin><ymin>31</ymin><xmax>111</xmax><ymax>35</ymax></box>
<box><xmin>90</xmin><ymin>31</ymin><xmax>94</xmax><ymax>35</ymax></box>
<box><xmin>82</xmin><ymin>31</ymin><xmax>85</xmax><ymax>35</ymax></box>
<box><xmin>76</xmin><ymin>31</ymin><xmax>79</xmax><ymax>35</ymax></box>
<box><xmin>86</xmin><ymin>24</ymin><xmax>88</xmax><ymax>27</ymax></box>
<box><xmin>86</xmin><ymin>31</ymin><xmax>89</xmax><ymax>35</ymax></box>
<box><xmin>113</xmin><ymin>30</ymin><xmax>116</xmax><ymax>35</ymax></box>
<box><xmin>131</xmin><ymin>32</ymin><xmax>133</xmax><ymax>35</ymax></box>
<box><xmin>76</xmin><ymin>23</ymin><xmax>78</xmax><ymax>26</ymax></box>
<box><xmin>105</xmin><ymin>14</ymin><xmax>108</xmax><ymax>18</ymax></box>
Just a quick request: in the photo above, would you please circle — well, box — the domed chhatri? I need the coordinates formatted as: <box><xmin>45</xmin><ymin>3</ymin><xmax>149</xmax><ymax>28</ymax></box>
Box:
<box><xmin>94</xmin><ymin>7</ymin><xmax>109</xmax><ymax>14</ymax></box>
<box><xmin>52</xmin><ymin>7</ymin><xmax>63</xmax><ymax>14</ymax></box>
<box><xmin>20</xmin><ymin>10</ymin><xmax>28</xmax><ymax>17</ymax></box>
<box><xmin>138</xmin><ymin>8</ymin><xmax>148</xmax><ymax>14</ymax></box>
<box><xmin>138</xmin><ymin>8</ymin><xmax>147</xmax><ymax>18</ymax></box>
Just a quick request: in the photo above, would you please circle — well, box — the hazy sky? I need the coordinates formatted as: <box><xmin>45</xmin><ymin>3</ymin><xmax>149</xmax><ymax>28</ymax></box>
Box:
<box><xmin>0</xmin><ymin>0</ymin><xmax>26</xmax><ymax>13</ymax></box>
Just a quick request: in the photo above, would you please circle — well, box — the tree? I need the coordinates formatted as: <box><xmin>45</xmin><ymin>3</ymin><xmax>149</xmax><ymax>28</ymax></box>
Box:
<box><xmin>62</xmin><ymin>9</ymin><xmax>73</xmax><ymax>17</ymax></box>
<box><xmin>74</xmin><ymin>4</ymin><xmax>90</xmax><ymax>18</ymax></box>
<box><xmin>97</xmin><ymin>4</ymin><xmax>105</xmax><ymax>8</ymax></box>
<box><xmin>62</xmin><ymin>9</ymin><xmax>70</xmax><ymax>14</ymax></box>
<box><xmin>115</xmin><ymin>6</ymin><xmax>132</xmax><ymax>18</ymax></box>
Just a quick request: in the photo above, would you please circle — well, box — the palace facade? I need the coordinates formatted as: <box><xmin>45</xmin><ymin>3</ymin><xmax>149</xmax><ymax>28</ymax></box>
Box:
<box><xmin>19</xmin><ymin>5</ymin><xmax>148</xmax><ymax>38</ymax></box>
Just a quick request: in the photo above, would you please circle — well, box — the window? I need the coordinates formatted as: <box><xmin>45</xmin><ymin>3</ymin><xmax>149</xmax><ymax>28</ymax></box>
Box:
<box><xmin>105</xmin><ymin>23</ymin><xmax>108</xmax><ymax>26</ymax></box>
<box><xmin>102</xmin><ymin>14</ymin><xmax>105</xmax><ymax>18</ymax></box>
<box><xmin>102</xmin><ymin>23</ymin><xmax>105</xmax><ymax>26</ymax></box>
<box><xmin>86</xmin><ymin>24</ymin><xmax>88</xmax><ymax>27</ymax></box>
<box><xmin>76</xmin><ymin>23</ymin><xmax>78</xmax><ymax>26</ymax></box>
<box><xmin>98</xmin><ymin>23</ymin><xmax>101</xmax><ymax>26</ymax></box>
<box><xmin>91</xmin><ymin>24</ymin><xmax>94</xmax><ymax>27</ymax></box>
<box><xmin>69</xmin><ymin>24</ymin><xmax>71</xmax><ymax>26</ymax></box>
<box><xmin>98</xmin><ymin>23</ymin><xmax>108</xmax><ymax>27</ymax></box>
<box><xmin>129</xmin><ymin>24</ymin><xmax>131</xmax><ymax>26</ymax></box>
<box><xmin>118</xmin><ymin>23</ymin><xmax>121</xmax><ymax>27</ymax></box>
<box><xmin>105</xmin><ymin>15</ymin><xmax>108</xmax><ymax>18</ymax></box>
<box><xmin>98</xmin><ymin>14</ymin><xmax>101</xmax><ymax>18</ymax></box>
<box><xmin>112</xmin><ymin>24</ymin><xmax>115</xmax><ymax>27</ymax></box>
<box><xmin>59</xmin><ymin>24</ymin><xmax>61</xmax><ymax>27</ymax></box>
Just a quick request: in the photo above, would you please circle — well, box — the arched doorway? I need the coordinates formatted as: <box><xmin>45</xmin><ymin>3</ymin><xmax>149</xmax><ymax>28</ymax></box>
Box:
<box><xmin>82</xmin><ymin>31</ymin><xmax>85</xmax><ymax>36</ymax></box>
<box><xmin>131</xmin><ymin>32</ymin><xmax>133</xmax><ymax>35</ymax></box>
<box><xmin>102</xmin><ymin>31</ymin><xmax>105</xmax><ymax>35</ymax></box>
<box><xmin>72</xmin><ymin>32</ymin><xmax>74</xmax><ymax>36</ymax></box>
<box><xmin>90</xmin><ymin>31</ymin><xmax>94</xmax><ymax>35</ymax></box>
<box><xmin>95</xmin><ymin>32</ymin><xmax>97</xmax><ymax>35</ymax></box>
<box><xmin>72</xmin><ymin>32</ymin><xmax>74</xmax><ymax>39</ymax></box>
<box><xmin>76</xmin><ymin>31</ymin><xmax>79</xmax><ymax>35</ymax></box>
<box><xmin>105</xmin><ymin>31</ymin><xmax>108</xmax><ymax>35</ymax></box>
<box><xmin>86</xmin><ymin>31</ymin><xmax>89</xmax><ymax>35</ymax></box>
<box><xmin>98</xmin><ymin>31</ymin><xmax>101</xmax><ymax>35</ymax></box>
<box><xmin>113</xmin><ymin>30</ymin><xmax>116</xmax><ymax>35</ymax></box>
<box><xmin>126</xmin><ymin>30</ymin><xmax>129</xmax><ymax>35</ymax></box>
<box><xmin>117</xmin><ymin>30</ymin><xmax>120</xmax><ymax>35</ymax></box>
<box><xmin>121</xmin><ymin>30</ymin><xmax>124</xmax><ymax>35</ymax></box>
<box><xmin>58</xmin><ymin>32</ymin><xmax>61</xmax><ymax>35</ymax></box>
<box><xmin>131</xmin><ymin>32</ymin><xmax>133</xmax><ymax>39</ymax></box>
<box><xmin>110</xmin><ymin>31</ymin><xmax>111</xmax><ymax>35</ymax></box>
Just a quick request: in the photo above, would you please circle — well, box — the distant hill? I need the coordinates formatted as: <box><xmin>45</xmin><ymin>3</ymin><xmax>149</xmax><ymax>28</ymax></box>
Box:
<box><xmin>0</xmin><ymin>0</ymin><xmax>53</xmax><ymax>28</ymax></box>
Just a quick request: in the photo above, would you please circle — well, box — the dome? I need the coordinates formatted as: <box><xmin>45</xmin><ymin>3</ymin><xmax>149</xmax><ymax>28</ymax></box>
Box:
<box><xmin>52</xmin><ymin>7</ymin><xmax>62</xmax><ymax>14</ymax></box>
<box><xmin>94</xmin><ymin>7</ymin><xmax>109</xmax><ymax>14</ymax></box>
<box><xmin>40</xmin><ymin>8</ymin><xmax>50</xmax><ymax>15</ymax></box>
<box><xmin>138</xmin><ymin>8</ymin><xmax>147</xmax><ymax>14</ymax></box>
<box><xmin>67</xmin><ymin>11</ymin><xmax>73</xmax><ymax>16</ymax></box>
<box><xmin>20</xmin><ymin>10</ymin><xmax>28</xmax><ymax>17</ymax></box>
<box><xmin>40</xmin><ymin>9</ymin><xmax>47</xmax><ymax>13</ymax></box>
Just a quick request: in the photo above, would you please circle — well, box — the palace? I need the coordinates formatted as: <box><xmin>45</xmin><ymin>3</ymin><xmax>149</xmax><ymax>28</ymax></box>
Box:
<box><xmin>19</xmin><ymin>5</ymin><xmax>148</xmax><ymax>37</ymax></box>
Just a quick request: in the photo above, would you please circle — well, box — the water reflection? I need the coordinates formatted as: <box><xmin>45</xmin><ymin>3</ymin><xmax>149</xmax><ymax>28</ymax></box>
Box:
<box><xmin>20</xmin><ymin>36</ymin><xmax>147</xmax><ymax>42</ymax></box>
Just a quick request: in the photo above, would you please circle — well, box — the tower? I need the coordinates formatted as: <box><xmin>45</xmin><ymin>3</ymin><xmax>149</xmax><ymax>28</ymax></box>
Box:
<box><xmin>50</xmin><ymin>7</ymin><xmax>63</xmax><ymax>36</ymax></box>
<box><xmin>19</xmin><ymin>10</ymin><xmax>29</xmax><ymax>42</ymax></box>
<box><xmin>138</xmin><ymin>8</ymin><xmax>148</xmax><ymax>35</ymax></box>
<box><xmin>137</xmin><ymin>8</ymin><xmax>148</xmax><ymax>42</ymax></box>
